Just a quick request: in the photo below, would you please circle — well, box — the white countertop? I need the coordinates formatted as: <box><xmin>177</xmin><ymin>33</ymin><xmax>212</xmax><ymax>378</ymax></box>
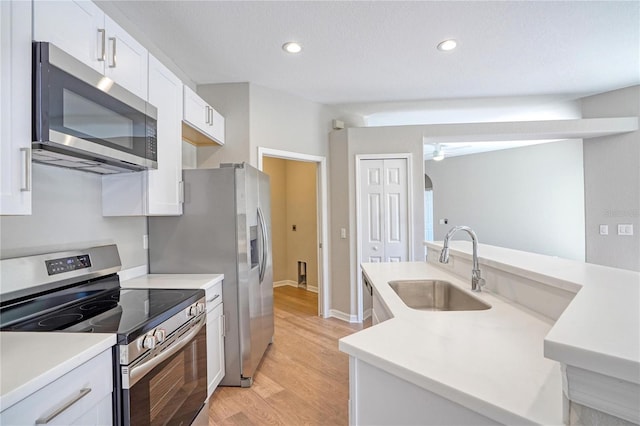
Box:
<box><xmin>0</xmin><ymin>332</ymin><xmax>116</xmax><ymax>411</ymax></box>
<box><xmin>426</xmin><ymin>241</ymin><xmax>640</xmax><ymax>383</ymax></box>
<box><xmin>339</xmin><ymin>261</ymin><xmax>563</xmax><ymax>425</ymax></box>
<box><xmin>120</xmin><ymin>273</ymin><xmax>224</xmax><ymax>290</ymax></box>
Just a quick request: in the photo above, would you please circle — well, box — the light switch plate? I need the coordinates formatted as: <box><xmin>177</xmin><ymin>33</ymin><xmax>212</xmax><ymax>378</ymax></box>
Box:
<box><xmin>617</xmin><ymin>224</ymin><xmax>634</xmax><ymax>236</ymax></box>
<box><xmin>599</xmin><ymin>225</ymin><xmax>608</xmax><ymax>235</ymax></box>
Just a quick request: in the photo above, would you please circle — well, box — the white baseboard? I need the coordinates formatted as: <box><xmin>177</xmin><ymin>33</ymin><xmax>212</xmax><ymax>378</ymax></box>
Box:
<box><xmin>274</xmin><ymin>280</ymin><xmax>318</xmax><ymax>293</ymax></box>
<box><xmin>330</xmin><ymin>309</ymin><xmax>360</xmax><ymax>323</ymax></box>
<box><xmin>273</xmin><ymin>280</ymin><xmax>297</xmax><ymax>288</ymax></box>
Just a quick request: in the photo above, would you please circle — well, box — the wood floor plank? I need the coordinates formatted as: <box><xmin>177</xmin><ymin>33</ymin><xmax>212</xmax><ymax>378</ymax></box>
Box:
<box><xmin>206</xmin><ymin>287</ymin><xmax>364</xmax><ymax>425</ymax></box>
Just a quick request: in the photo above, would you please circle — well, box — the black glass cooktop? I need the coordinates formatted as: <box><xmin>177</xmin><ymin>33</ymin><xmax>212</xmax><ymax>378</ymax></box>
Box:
<box><xmin>0</xmin><ymin>274</ymin><xmax>204</xmax><ymax>344</ymax></box>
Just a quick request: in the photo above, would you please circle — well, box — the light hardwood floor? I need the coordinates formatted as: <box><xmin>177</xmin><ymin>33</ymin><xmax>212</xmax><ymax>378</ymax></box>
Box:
<box><xmin>206</xmin><ymin>286</ymin><xmax>366</xmax><ymax>425</ymax></box>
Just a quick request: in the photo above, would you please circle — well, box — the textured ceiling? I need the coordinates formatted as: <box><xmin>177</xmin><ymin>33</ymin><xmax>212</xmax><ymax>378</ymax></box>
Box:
<box><xmin>103</xmin><ymin>1</ymin><xmax>639</xmax><ymax>106</ymax></box>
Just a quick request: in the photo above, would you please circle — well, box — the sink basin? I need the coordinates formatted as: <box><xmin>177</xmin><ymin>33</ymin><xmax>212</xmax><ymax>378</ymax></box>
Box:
<box><xmin>388</xmin><ymin>280</ymin><xmax>491</xmax><ymax>311</ymax></box>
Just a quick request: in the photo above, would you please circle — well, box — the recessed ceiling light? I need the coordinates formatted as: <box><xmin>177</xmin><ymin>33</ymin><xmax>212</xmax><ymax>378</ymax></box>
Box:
<box><xmin>437</xmin><ymin>39</ymin><xmax>457</xmax><ymax>51</ymax></box>
<box><xmin>282</xmin><ymin>42</ymin><xmax>302</xmax><ymax>54</ymax></box>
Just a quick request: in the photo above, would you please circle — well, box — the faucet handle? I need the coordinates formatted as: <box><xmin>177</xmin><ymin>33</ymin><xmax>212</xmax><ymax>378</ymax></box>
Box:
<box><xmin>471</xmin><ymin>270</ymin><xmax>485</xmax><ymax>292</ymax></box>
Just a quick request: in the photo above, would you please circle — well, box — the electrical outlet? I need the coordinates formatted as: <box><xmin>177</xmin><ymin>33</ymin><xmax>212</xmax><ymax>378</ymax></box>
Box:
<box><xmin>599</xmin><ymin>225</ymin><xmax>608</xmax><ymax>235</ymax></box>
<box><xmin>340</xmin><ymin>228</ymin><xmax>347</xmax><ymax>239</ymax></box>
<box><xmin>143</xmin><ymin>234</ymin><xmax>149</xmax><ymax>249</ymax></box>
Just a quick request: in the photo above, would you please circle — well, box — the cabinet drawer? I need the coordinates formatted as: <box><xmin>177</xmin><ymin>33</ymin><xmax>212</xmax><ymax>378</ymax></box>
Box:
<box><xmin>1</xmin><ymin>349</ymin><xmax>113</xmax><ymax>425</ymax></box>
<box><xmin>205</xmin><ymin>281</ymin><xmax>223</xmax><ymax>311</ymax></box>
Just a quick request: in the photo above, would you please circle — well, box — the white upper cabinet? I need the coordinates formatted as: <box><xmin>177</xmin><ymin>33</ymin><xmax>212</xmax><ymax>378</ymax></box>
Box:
<box><xmin>183</xmin><ymin>85</ymin><xmax>225</xmax><ymax>145</ymax></box>
<box><xmin>102</xmin><ymin>54</ymin><xmax>183</xmax><ymax>216</ymax></box>
<box><xmin>103</xmin><ymin>16</ymin><xmax>148</xmax><ymax>100</ymax></box>
<box><xmin>0</xmin><ymin>0</ymin><xmax>32</xmax><ymax>215</ymax></box>
<box><xmin>33</xmin><ymin>0</ymin><xmax>148</xmax><ymax>100</ymax></box>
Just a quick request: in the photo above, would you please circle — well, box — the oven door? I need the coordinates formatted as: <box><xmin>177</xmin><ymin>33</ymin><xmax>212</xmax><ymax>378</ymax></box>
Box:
<box><xmin>120</xmin><ymin>315</ymin><xmax>207</xmax><ymax>426</ymax></box>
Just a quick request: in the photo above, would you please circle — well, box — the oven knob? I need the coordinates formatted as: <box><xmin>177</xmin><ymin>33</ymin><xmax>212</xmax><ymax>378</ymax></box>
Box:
<box><xmin>187</xmin><ymin>305</ymin><xmax>199</xmax><ymax>317</ymax></box>
<box><xmin>197</xmin><ymin>303</ymin><xmax>205</xmax><ymax>314</ymax></box>
<box><xmin>154</xmin><ymin>329</ymin><xmax>166</xmax><ymax>343</ymax></box>
<box><xmin>142</xmin><ymin>334</ymin><xmax>156</xmax><ymax>350</ymax></box>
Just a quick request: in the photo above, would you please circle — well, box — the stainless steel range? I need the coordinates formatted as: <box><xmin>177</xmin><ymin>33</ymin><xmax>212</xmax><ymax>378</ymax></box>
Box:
<box><xmin>0</xmin><ymin>245</ymin><xmax>207</xmax><ymax>426</ymax></box>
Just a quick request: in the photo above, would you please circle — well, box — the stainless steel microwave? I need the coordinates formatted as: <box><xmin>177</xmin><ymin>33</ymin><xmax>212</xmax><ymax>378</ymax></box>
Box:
<box><xmin>32</xmin><ymin>42</ymin><xmax>157</xmax><ymax>174</ymax></box>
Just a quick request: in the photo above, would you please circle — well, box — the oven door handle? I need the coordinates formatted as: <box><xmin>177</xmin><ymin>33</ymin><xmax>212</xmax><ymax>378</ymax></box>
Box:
<box><xmin>127</xmin><ymin>315</ymin><xmax>205</xmax><ymax>388</ymax></box>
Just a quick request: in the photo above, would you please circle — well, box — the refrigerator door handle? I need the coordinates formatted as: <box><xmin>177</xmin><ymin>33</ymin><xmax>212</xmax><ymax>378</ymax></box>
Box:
<box><xmin>257</xmin><ymin>207</ymin><xmax>268</xmax><ymax>284</ymax></box>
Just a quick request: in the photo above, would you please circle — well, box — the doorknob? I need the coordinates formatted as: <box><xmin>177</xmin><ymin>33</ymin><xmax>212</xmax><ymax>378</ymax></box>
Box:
<box><xmin>372</xmin><ymin>246</ymin><xmax>379</xmax><ymax>251</ymax></box>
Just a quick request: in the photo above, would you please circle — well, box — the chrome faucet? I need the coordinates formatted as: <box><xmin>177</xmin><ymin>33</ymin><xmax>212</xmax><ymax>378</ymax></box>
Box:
<box><xmin>439</xmin><ymin>226</ymin><xmax>485</xmax><ymax>292</ymax></box>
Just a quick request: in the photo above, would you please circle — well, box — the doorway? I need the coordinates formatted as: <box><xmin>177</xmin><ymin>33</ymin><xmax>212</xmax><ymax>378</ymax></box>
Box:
<box><xmin>258</xmin><ymin>147</ymin><xmax>329</xmax><ymax>318</ymax></box>
<box><xmin>356</xmin><ymin>154</ymin><xmax>413</xmax><ymax>322</ymax></box>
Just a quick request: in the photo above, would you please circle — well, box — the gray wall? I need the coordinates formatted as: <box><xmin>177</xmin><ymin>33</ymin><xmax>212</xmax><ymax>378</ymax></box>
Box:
<box><xmin>0</xmin><ymin>164</ymin><xmax>147</xmax><ymax>269</ymax></box>
<box><xmin>250</xmin><ymin>83</ymin><xmax>335</xmax><ymax>164</ymax></box>
<box><xmin>197</xmin><ymin>82</ymin><xmax>336</xmax><ymax>169</ymax></box>
<box><xmin>426</xmin><ymin>140</ymin><xmax>586</xmax><ymax>261</ymax></box>
<box><xmin>329</xmin><ymin>126</ymin><xmax>425</xmax><ymax>316</ymax></box>
<box><xmin>581</xmin><ymin>85</ymin><xmax>640</xmax><ymax>271</ymax></box>
<box><xmin>197</xmin><ymin>83</ymin><xmax>251</xmax><ymax>168</ymax></box>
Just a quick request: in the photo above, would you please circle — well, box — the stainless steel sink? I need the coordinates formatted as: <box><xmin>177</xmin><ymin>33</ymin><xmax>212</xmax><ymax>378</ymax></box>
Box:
<box><xmin>388</xmin><ymin>280</ymin><xmax>491</xmax><ymax>311</ymax></box>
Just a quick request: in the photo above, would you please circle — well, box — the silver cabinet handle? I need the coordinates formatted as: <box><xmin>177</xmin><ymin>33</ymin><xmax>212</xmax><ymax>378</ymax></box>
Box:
<box><xmin>204</xmin><ymin>106</ymin><xmax>211</xmax><ymax>125</ymax></box>
<box><xmin>35</xmin><ymin>388</ymin><xmax>92</xmax><ymax>424</ymax></box>
<box><xmin>20</xmin><ymin>147</ymin><xmax>31</xmax><ymax>192</ymax></box>
<box><xmin>109</xmin><ymin>37</ymin><xmax>117</xmax><ymax>68</ymax></box>
<box><xmin>97</xmin><ymin>29</ymin><xmax>106</xmax><ymax>61</ymax></box>
<box><xmin>206</xmin><ymin>294</ymin><xmax>220</xmax><ymax>304</ymax></box>
<box><xmin>208</xmin><ymin>106</ymin><xmax>214</xmax><ymax>126</ymax></box>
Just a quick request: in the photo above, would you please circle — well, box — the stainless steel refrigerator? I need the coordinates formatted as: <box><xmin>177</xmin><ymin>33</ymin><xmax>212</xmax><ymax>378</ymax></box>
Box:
<box><xmin>148</xmin><ymin>163</ymin><xmax>274</xmax><ymax>387</ymax></box>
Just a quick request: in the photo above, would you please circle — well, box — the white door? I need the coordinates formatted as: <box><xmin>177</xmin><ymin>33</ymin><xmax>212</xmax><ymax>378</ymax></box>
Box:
<box><xmin>360</xmin><ymin>158</ymin><xmax>409</xmax><ymax>263</ymax></box>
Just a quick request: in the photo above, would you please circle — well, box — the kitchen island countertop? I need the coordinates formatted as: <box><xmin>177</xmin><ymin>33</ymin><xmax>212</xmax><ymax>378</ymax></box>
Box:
<box><xmin>339</xmin><ymin>261</ymin><xmax>563</xmax><ymax>425</ymax></box>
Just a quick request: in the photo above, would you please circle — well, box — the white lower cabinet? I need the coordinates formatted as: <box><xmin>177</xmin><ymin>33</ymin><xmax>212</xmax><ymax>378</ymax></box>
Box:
<box><xmin>349</xmin><ymin>357</ymin><xmax>496</xmax><ymax>426</ymax></box>
<box><xmin>205</xmin><ymin>281</ymin><xmax>225</xmax><ymax>397</ymax></box>
<box><xmin>0</xmin><ymin>349</ymin><xmax>113</xmax><ymax>425</ymax></box>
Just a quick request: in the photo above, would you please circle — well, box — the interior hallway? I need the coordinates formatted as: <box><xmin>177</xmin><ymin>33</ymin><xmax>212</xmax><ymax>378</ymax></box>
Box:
<box><xmin>206</xmin><ymin>286</ymin><xmax>366</xmax><ymax>425</ymax></box>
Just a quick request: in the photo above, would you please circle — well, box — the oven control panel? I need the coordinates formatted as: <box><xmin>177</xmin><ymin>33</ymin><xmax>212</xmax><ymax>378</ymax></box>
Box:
<box><xmin>45</xmin><ymin>254</ymin><xmax>92</xmax><ymax>275</ymax></box>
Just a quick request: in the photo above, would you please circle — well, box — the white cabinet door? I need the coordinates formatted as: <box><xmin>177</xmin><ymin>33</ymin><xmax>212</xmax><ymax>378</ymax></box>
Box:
<box><xmin>204</xmin><ymin>281</ymin><xmax>224</xmax><ymax>398</ymax></box>
<box><xmin>0</xmin><ymin>0</ymin><xmax>32</xmax><ymax>215</ymax></box>
<box><xmin>102</xmin><ymin>54</ymin><xmax>182</xmax><ymax>216</ymax></box>
<box><xmin>0</xmin><ymin>349</ymin><xmax>113</xmax><ymax>425</ymax></box>
<box><xmin>183</xmin><ymin>86</ymin><xmax>225</xmax><ymax>145</ymax></box>
<box><xmin>33</xmin><ymin>0</ymin><xmax>104</xmax><ymax>74</ymax></box>
<box><xmin>33</xmin><ymin>1</ymin><xmax>148</xmax><ymax>100</ymax></box>
<box><xmin>146</xmin><ymin>55</ymin><xmax>183</xmax><ymax>215</ymax></box>
<box><xmin>103</xmin><ymin>15</ymin><xmax>148</xmax><ymax>100</ymax></box>
<box><xmin>207</xmin><ymin>302</ymin><xmax>225</xmax><ymax>397</ymax></box>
